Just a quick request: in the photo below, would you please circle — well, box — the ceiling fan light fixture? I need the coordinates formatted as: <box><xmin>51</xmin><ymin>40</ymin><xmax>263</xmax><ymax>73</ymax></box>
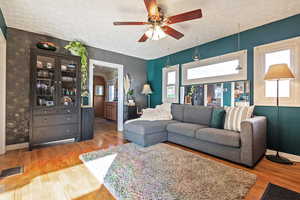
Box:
<box><xmin>114</xmin><ymin>1</ymin><xmax>203</xmax><ymax>42</ymax></box>
<box><xmin>145</xmin><ymin>25</ymin><xmax>166</xmax><ymax>41</ymax></box>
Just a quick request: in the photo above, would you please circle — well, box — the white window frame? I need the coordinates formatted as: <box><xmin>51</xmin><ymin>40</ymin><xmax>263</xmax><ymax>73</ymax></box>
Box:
<box><xmin>182</xmin><ymin>50</ymin><xmax>247</xmax><ymax>85</ymax></box>
<box><xmin>162</xmin><ymin>65</ymin><xmax>179</xmax><ymax>103</ymax></box>
<box><xmin>254</xmin><ymin>37</ymin><xmax>300</xmax><ymax>106</ymax></box>
<box><xmin>0</xmin><ymin>29</ymin><xmax>6</xmax><ymax>155</ymax></box>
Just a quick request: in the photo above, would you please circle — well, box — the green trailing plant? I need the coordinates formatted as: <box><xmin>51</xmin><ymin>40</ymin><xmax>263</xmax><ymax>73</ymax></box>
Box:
<box><xmin>127</xmin><ymin>89</ymin><xmax>134</xmax><ymax>100</ymax></box>
<box><xmin>188</xmin><ymin>85</ymin><xmax>196</xmax><ymax>97</ymax></box>
<box><xmin>65</xmin><ymin>41</ymin><xmax>88</xmax><ymax>96</ymax></box>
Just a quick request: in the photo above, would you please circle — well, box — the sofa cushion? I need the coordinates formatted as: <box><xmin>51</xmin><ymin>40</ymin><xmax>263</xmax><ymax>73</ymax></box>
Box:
<box><xmin>124</xmin><ymin>120</ymin><xmax>177</xmax><ymax>135</ymax></box>
<box><xmin>167</xmin><ymin>122</ymin><xmax>208</xmax><ymax>138</ymax></box>
<box><xmin>195</xmin><ymin>128</ymin><xmax>240</xmax><ymax>148</ymax></box>
<box><xmin>210</xmin><ymin>108</ymin><xmax>226</xmax><ymax>129</ymax></box>
<box><xmin>183</xmin><ymin>105</ymin><xmax>213</xmax><ymax>125</ymax></box>
<box><xmin>171</xmin><ymin>104</ymin><xmax>185</xmax><ymax>121</ymax></box>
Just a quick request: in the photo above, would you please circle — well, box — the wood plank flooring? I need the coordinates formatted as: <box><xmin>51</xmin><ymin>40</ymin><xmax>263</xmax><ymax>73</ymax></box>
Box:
<box><xmin>0</xmin><ymin>119</ymin><xmax>299</xmax><ymax>200</ymax></box>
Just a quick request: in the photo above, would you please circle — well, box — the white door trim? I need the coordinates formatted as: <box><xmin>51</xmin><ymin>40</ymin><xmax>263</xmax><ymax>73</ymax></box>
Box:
<box><xmin>0</xmin><ymin>29</ymin><xmax>6</xmax><ymax>155</ymax></box>
<box><xmin>89</xmin><ymin>59</ymin><xmax>124</xmax><ymax>131</ymax></box>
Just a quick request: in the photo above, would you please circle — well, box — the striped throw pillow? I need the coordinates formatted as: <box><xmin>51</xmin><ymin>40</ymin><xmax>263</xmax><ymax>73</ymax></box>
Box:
<box><xmin>224</xmin><ymin>106</ymin><xmax>255</xmax><ymax>132</ymax></box>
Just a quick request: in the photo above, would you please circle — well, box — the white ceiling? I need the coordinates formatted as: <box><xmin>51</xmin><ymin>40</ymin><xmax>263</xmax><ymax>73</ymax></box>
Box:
<box><xmin>1</xmin><ymin>0</ymin><xmax>300</xmax><ymax>60</ymax></box>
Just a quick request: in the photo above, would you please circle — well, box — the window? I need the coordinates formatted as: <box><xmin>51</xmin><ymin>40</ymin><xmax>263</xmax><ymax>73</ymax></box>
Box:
<box><xmin>187</xmin><ymin>60</ymin><xmax>239</xmax><ymax>80</ymax></box>
<box><xmin>182</xmin><ymin>50</ymin><xmax>247</xmax><ymax>85</ymax></box>
<box><xmin>265</xmin><ymin>50</ymin><xmax>290</xmax><ymax>98</ymax></box>
<box><xmin>95</xmin><ymin>85</ymin><xmax>104</xmax><ymax>96</ymax></box>
<box><xmin>254</xmin><ymin>37</ymin><xmax>300</xmax><ymax>106</ymax></box>
<box><xmin>108</xmin><ymin>85</ymin><xmax>115</xmax><ymax>101</ymax></box>
<box><xmin>162</xmin><ymin>65</ymin><xmax>179</xmax><ymax>103</ymax></box>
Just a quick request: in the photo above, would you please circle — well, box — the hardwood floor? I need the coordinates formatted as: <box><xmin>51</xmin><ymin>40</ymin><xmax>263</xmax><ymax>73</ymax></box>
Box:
<box><xmin>0</xmin><ymin>119</ymin><xmax>299</xmax><ymax>200</ymax></box>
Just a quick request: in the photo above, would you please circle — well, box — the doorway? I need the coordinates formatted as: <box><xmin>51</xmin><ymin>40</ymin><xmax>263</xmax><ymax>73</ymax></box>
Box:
<box><xmin>0</xmin><ymin>30</ymin><xmax>6</xmax><ymax>155</ymax></box>
<box><xmin>89</xmin><ymin>59</ymin><xmax>124</xmax><ymax>132</ymax></box>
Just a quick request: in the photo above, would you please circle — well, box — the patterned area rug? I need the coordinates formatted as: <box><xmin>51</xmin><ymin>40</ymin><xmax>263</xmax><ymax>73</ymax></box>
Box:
<box><xmin>80</xmin><ymin>143</ymin><xmax>256</xmax><ymax>200</ymax></box>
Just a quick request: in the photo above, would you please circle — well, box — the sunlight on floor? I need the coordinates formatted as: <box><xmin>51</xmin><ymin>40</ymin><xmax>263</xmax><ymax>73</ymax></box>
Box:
<box><xmin>81</xmin><ymin>153</ymin><xmax>117</xmax><ymax>184</ymax></box>
<box><xmin>0</xmin><ymin>164</ymin><xmax>102</xmax><ymax>200</ymax></box>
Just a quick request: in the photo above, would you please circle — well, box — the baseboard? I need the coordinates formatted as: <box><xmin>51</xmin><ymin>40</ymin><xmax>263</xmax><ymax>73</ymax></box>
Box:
<box><xmin>266</xmin><ymin>149</ymin><xmax>300</xmax><ymax>162</ymax></box>
<box><xmin>6</xmin><ymin>142</ymin><xmax>29</xmax><ymax>151</ymax></box>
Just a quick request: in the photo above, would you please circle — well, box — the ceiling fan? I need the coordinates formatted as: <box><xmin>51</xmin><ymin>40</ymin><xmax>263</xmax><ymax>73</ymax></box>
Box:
<box><xmin>113</xmin><ymin>0</ymin><xmax>202</xmax><ymax>42</ymax></box>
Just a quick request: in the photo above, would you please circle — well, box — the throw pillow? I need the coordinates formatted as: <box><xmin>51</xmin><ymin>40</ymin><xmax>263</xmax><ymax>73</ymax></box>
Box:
<box><xmin>210</xmin><ymin>108</ymin><xmax>226</xmax><ymax>129</ymax></box>
<box><xmin>224</xmin><ymin>106</ymin><xmax>255</xmax><ymax>132</ymax></box>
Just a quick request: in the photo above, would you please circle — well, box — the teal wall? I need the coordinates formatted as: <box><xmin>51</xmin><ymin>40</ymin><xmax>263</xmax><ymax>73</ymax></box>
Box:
<box><xmin>147</xmin><ymin>14</ymin><xmax>300</xmax><ymax>156</ymax></box>
<box><xmin>223</xmin><ymin>82</ymin><xmax>232</xmax><ymax>107</ymax></box>
<box><xmin>0</xmin><ymin>8</ymin><xmax>7</xmax><ymax>38</ymax></box>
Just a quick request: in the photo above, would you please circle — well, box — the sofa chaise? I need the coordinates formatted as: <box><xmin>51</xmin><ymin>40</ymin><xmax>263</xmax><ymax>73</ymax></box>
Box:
<box><xmin>124</xmin><ymin>104</ymin><xmax>267</xmax><ymax>167</ymax></box>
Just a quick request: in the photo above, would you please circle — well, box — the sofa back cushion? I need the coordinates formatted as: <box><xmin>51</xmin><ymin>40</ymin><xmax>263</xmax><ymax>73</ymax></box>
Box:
<box><xmin>171</xmin><ymin>104</ymin><xmax>185</xmax><ymax>121</ymax></box>
<box><xmin>183</xmin><ymin>105</ymin><xmax>213</xmax><ymax>125</ymax></box>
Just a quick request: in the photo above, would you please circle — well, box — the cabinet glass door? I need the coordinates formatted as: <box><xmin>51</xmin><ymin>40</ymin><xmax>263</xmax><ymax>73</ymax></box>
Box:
<box><xmin>35</xmin><ymin>56</ymin><xmax>57</xmax><ymax>107</ymax></box>
<box><xmin>59</xmin><ymin>59</ymin><xmax>78</xmax><ymax>107</ymax></box>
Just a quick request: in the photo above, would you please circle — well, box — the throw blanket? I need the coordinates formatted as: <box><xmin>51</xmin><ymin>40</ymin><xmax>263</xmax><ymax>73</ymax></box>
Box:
<box><xmin>125</xmin><ymin>103</ymin><xmax>172</xmax><ymax>123</ymax></box>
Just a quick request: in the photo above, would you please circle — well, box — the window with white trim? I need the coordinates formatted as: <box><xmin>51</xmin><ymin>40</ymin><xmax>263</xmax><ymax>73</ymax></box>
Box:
<box><xmin>254</xmin><ymin>37</ymin><xmax>300</xmax><ymax>106</ymax></box>
<box><xmin>162</xmin><ymin>65</ymin><xmax>179</xmax><ymax>103</ymax></box>
<box><xmin>265</xmin><ymin>49</ymin><xmax>291</xmax><ymax>98</ymax></box>
<box><xmin>182</xmin><ymin>50</ymin><xmax>247</xmax><ymax>85</ymax></box>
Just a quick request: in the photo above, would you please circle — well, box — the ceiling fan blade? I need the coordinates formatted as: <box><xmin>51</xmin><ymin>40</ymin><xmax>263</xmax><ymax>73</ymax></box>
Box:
<box><xmin>167</xmin><ymin>9</ymin><xmax>202</xmax><ymax>24</ymax></box>
<box><xmin>144</xmin><ymin>0</ymin><xmax>160</xmax><ymax>19</ymax></box>
<box><xmin>162</xmin><ymin>26</ymin><xmax>184</xmax><ymax>40</ymax></box>
<box><xmin>113</xmin><ymin>22</ymin><xmax>150</xmax><ymax>25</ymax></box>
<box><xmin>138</xmin><ymin>34</ymin><xmax>148</xmax><ymax>42</ymax></box>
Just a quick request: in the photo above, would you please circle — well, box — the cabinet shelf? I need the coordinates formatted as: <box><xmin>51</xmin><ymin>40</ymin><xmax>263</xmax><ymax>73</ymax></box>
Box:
<box><xmin>37</xmin><ymin>77</ymin><xmax>52</xmax><ymax>80</ymax></box>
<box><xmin>37</xmin><ymin>67</ymin><xmax>55</xmax><ymax>72</ymax></box>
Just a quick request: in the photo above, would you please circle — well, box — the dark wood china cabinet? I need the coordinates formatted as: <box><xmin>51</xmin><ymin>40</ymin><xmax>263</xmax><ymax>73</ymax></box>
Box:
<box><xmin>29</xmin><ymin>49</ymin><xmax>81</xmax><ymax>149</ymax></box>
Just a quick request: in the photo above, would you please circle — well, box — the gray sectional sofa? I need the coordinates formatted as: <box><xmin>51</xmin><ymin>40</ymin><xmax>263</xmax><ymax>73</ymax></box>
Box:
<box><xmin>124</xmin><ymin>104</ymin><xmax>267</xmax><ymax>167</ymax></box>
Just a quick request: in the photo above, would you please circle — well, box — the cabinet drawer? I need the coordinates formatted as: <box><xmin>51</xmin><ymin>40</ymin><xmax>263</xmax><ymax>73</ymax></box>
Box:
<box><xmin>59</xmin><ymin>108</ymin><xmax>77</xmax><ymax>114</ymax></box>
<box><xmin>33</xmin><ymin>114</ymin><xmax>78</xmax><ymax>127</ymax></box>
<box><xmin>33</xmin><ymin>108</ymin><xmax>57</xmax><ymax>115</ymax></box>
<box><xmin>32</xmin><ymin>124</ymin><xmax>79</xmax><ymax>144</ymax></box>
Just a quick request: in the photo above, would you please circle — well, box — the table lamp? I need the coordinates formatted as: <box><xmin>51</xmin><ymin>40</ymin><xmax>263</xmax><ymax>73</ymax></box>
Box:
<box><xmin>141</xmin><ymin>83</ymin><xmax>153</xmax><ymax>108</ymax></box>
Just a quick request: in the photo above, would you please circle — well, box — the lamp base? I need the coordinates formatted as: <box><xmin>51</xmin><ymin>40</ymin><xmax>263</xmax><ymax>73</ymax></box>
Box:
<box><xmin>266</xmin><ymin>154</ymin><xmax>293</xmax><ymax>165</ymax></box>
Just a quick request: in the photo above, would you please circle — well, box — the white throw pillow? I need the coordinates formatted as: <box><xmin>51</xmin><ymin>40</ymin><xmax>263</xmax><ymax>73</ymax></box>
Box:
<box><xmin>138</xmin><ymin>103</ymin><xmax>173</xmax><ymax>121</ymax></box>
<box><xmin>224</xmin><ymin>106</ymin><xmax>255</xmax><ymax>132</ymax></box>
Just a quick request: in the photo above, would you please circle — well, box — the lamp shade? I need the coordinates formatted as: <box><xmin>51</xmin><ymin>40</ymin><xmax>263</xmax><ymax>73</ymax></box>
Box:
<box><xmin>141</xmin><ymin>84</ymin><xmax>153</xmax><ymax>95</ymax></box>
<box><xmin>264</xmin><ymin>64</ymin><xmax>295</xmax><ymax>80</ymax></box>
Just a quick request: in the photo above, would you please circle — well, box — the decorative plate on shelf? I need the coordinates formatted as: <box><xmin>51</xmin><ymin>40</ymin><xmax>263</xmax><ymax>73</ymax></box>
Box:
<box><xmin>36</xmin><ymin>42</ymin><xmax>57</xmax><ymax>51</ymax></box>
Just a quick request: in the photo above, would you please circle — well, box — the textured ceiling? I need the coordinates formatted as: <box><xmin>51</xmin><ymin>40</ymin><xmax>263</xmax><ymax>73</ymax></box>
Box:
<box><xmin>1</xmin><ymin>0</ymin><xmax>300</xmax><ymax>59</ymax></box>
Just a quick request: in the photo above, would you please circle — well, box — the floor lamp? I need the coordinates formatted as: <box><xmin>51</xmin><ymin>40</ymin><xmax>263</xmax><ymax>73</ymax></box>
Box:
<box><xmin>264</xmin><ymin>63</ymin><xmax>295</xmax><ymax>165</ymax></box>
<box><xmin>141</xmin><ymin>83</ymin><xmax>153</xmax><ymax>108</ymax></box>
